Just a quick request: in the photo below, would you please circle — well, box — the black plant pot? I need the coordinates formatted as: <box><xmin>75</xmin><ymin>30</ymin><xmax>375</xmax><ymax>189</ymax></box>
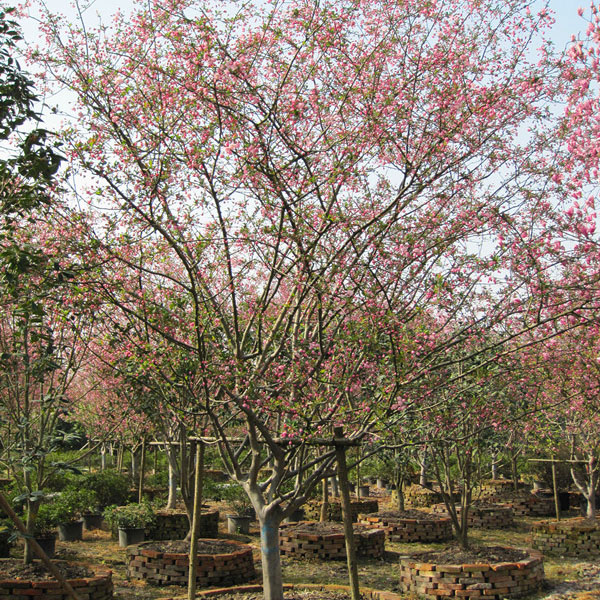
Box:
<box><xmin>83</xmin><ymin>513</ymin><xmax>103</xmax><ymax>530</ymax></box>
<box><xmin>227</xmin><ymin>514</ymin><xmax>251</xmax><ymax>534</ymax></box>
<box><xmin>0</xmin><ymin>530</ymin><xmax>12</xmax><ymax>558</ymax></box>
<box><xmin>118</xmin><ymin>527</ymin><xmax>145</xmax><ymax>547</ymax></box>
<box><xmin>34</xmin><ymin>534</ymin><xmax>56</xmax><ymax>558</ymax></box>
<box><xmin>58</xmin><ymin>520</ymin><xmax>84</xmax><ymax>542</ymax></box>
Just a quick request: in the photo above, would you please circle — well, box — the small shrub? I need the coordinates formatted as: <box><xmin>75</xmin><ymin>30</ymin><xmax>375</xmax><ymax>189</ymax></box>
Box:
<box><xmin>104</xmin><ymin>501</ymin><xmax>156</xmax><ymax>530</ymax></box>
<box><xmin>81</xmin><ymin>470</ymin><xmax>130</xmax><ymax>508</ymax></box>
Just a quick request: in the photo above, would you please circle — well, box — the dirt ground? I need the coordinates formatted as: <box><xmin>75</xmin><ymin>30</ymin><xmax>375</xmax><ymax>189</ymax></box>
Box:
<box><xmin>6</xmin><ymin>499</ymin><xmax>600</xmax><ymax>600</ymax></box>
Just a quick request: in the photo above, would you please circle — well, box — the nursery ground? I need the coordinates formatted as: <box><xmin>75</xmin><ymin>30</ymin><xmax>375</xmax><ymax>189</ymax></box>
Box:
<box><xmin>9</xmin><ymin>509</ymin><xmax>600</xmax><ymax>600</ymax></box>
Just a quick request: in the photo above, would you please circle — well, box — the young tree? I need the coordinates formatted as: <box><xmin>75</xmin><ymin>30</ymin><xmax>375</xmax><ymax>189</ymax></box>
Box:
<box><xmin>30</xmin><ymin>0</ymin><xmax>600</xmax><ymax>596</ymax></box>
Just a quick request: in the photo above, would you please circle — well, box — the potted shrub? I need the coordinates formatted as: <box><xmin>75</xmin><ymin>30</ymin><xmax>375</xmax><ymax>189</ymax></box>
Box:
<box><xmin>222</xmin><ymin>484</ymin><xmax>254</xmax><ymax>534</ymax></box>
<box><xmin>49</xmin><ymin>487</ymin><xmax>98</xmax><ymax>542</ymax></box>
<box><xmin>0</xmin><ymin>519</ymin><xmax>14</xmax><ymax>558</ymax></box>
<box><xmin>32</xmin><ymin>503</ymin><xmax>59</xmax><ymax>558</ymax></box>
<box><xmin>104</xmin><ymin>501</ymin><xmax>155</xmax><ymax>546</ymax></box>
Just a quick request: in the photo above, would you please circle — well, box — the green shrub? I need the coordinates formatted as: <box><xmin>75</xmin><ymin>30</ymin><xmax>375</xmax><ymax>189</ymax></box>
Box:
<box><xmin>80</xmin><ymin>470</ymin><xmax>130</xmax><ymax>508</ymax></box>
<box><xmin>103</xmin><ymin>501</ymin><xmax>155</xmax><ymax>529</ymax></box>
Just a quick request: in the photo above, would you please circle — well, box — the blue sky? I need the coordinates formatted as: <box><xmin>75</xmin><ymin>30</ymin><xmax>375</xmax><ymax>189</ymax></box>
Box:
<box><xmin>21</xmin><ymin>1</ymin><xmax>592</xmax><ymax>49</ymax></box>
<box><xmin>547</xmin><ymin>1</ymin><xmax>590</xmax><ymax>47</ymax></box>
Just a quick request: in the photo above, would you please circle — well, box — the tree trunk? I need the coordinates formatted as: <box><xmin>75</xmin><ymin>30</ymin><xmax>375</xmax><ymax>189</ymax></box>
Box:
<box><xmin>320</xmin><ymin>476</ymin><xmax>329</xmax><ymax>522</ymax></box>
<box><xmin>419</xmin><ymin>447</ymin><xmax>428</xmax><ymax>488</ymax></box>
<box><xmin>511</xmin><ymin>456</ymin><xmax>519</xmax><ymax>492</ymax></box>
<box><xmin>258</xmin><ymin>509</ymin><xmax>284</xmax><ymax>600</ymax></box>
<box><xmin>188</xmin><ymin>442</ymin><xmax>204</xmax><ymax>600</ymax></box>
<box><xmin>138</xmin><ymin>437</ymin><xmax>147</xmax><ymax>504</ymax></box>
<box><xmin>166</xmin><ymin>444</ymin><xmax>178</xmax><ymax>509</ymax></box>
<box><xmin>334</xmin><ymin>427</ymin><xmax>360</xmax><ymax>600</ymax></box>
<box><xmin>551</xmin><ymin>459</ymin><xmax>560</xmax><ymax>521</ymax></box>
<box><xmin>491</xmin><ymin>452</ymin><xmax>498</xmax><ymax>480</ymax></box>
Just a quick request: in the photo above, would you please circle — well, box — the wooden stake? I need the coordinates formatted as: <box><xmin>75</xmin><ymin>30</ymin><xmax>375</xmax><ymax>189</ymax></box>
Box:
<box><xmin>188</xmin><ymin>441</ymin><xmax>205</xmax><ymax>600</ymax></box>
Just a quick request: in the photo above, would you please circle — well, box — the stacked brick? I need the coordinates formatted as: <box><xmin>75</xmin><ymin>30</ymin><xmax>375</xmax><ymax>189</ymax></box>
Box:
<box><xmin>147</xmin><ymin>510</ymin><xmax>219</xmax><ymax>540</ymax></box>
<box><xmin>303</xmin><ymin>499</ymin><xmax>378</xmax><ymax>522</ymax></box>
<box><xmin>479</xmin><ymin>480</ymin><xmax>519</xmax><ymax>499</ymax></box>
<box><xmin>531</xmin><ymin>517</ymin><xmax>600</xmax><ymax>557</ymax></box>
<box><xmin>477</xmin><ymin>487</ymin><xmax>555</xmax><ymax>518</ymax></box>
<box><xmin>0</xmin><ymin>562</ymin><xmax>113</xmax><ymax>600</ymax></box>
<box><xmin>399</xmin><ymin>550</ymin><xmax>544</xmax><ymax>599</ymax></box>
<box><xmin>431</xmin><ymin>505</ymin><xmax>514</xmax><ymax>529</ymax></box>
<box><xmin>279</xmin><ymin>522</ymin><xmax>385</xmax><ymax>559</ymax></box>
<box><xmin>358</xmin><ymin>512</ymin><xmax>453</xmax><ymax>543</ymax></box>
<box><xmin>401</xmin><ymin>486</ymin><xmax>444</xmax><ymax>508</ymax></box>
<box><xmin>126</xmin><ymin>540</ymin><xmax>255</xmax><ymax>586</ymax></box>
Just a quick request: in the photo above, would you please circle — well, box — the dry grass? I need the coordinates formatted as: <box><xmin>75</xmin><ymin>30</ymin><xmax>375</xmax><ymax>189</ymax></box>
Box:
<box><xmin>5</xmin><ymin>507</ymin><xmax>600</xmax><ymax>599</ymax></box>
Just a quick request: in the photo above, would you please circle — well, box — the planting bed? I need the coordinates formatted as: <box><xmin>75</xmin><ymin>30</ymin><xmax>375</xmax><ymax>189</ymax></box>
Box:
<box><xmin>399</xmin><ymin>546</ymin><xmax>544</xmax><ymax>600</ymax></box>
<box><xmin>358</xmin><ymin>510</ymin><xmax>453</xmax><ymax>542</ymax></box>
<box><xmin>148</xmin><ymin>509</ymin><xmax>219</xmax><ymax>540</ymax></box>
<box><xmin>0</xmin><ymin>558</ymin><xmax>113</xmax><ymax>600</ymax></box>
<box><xmin>399</xmin><ymin>485</ymin><xmax>443</xmax><ymax>508</ymax></box>
<box><xmin>431</xmin><ymin>503</ymin><xmax>515</xmax><ymax>529</ymax></box>
<box><xmin>303</xmin><ymin>499</ymin><xmax>379</xmax><ymax>522</ymax></box>
<box><xmin>278</xmin><ymin>521</ymin><xmax>385</xmax><ymax>560</ymax></box>
<box><xmin>531</xmin><ymin>517</ymin><xmax>600</xmax><ymax>557</ymax></box>
<box><xmin>126</xmin><ymin>539</ymin><xmax>256</xmax><ymax>587</ymax></box>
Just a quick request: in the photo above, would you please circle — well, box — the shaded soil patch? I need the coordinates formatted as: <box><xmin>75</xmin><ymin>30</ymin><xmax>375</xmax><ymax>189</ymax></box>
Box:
<box><xmin>414</xmin><ymin>544</ymin><xmax>528</xmax><ymax>564</ymax></box>
<box><xmin>144</xmin><ymin>540</ymin><xmax>240</xmax><ymax>554</ymax></box>
<box><xmin>0</xmin><ymin>558</ymin><xmax>93</xmax><ymax>581</ymax></box>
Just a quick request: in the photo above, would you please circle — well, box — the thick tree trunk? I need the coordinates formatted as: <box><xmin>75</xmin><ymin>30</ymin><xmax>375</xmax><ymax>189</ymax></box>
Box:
<box><xmin>259</xmin><ymin>510</ymin><xmax>284</xmax><ymax>600</ymax></box>
<box><xmin>167</xmin><ymin>445</ymin><xmax>178</xmax><ymax>509</ymax></box>
<box><xmin>334</xmin><ymin>427</ymin><xmax>360</xmax><ymax>600</ymax></box>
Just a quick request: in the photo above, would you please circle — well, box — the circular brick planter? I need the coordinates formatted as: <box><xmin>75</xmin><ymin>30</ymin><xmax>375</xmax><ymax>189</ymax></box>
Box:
<box><xmin>479</xmin><ymin>492</ymin><xmax>554</xmax><ymax>517</ymax></box>
<box><xmin>127</xmin><ymin>539</ymin><xmax>256</xmax><ymax>586</ymax></box>
<box><xmin>147</xmin><ymin>509</ymin><xmax>219</xmax><ymax>540</ymax></box>
<box><xmin>531</xmin><ymin>517</ymin><xmax>600</xmax><ymax>557</ymax></box>
<box><xmin>303</xmin><ymin>499</ymin><xmax>378</xmax><ymax>522</ymax></box>
<box><xmin>0</xmin><ymin>560</ymin><xmax>113</xmax><ymax>600</ymax></box>
<box><xmin>279</xmin><ymin>521</ymin><xmax>385</xmax><ymax>560</ymax></box>
<box><xmin>399</xmin><ymin>549</ymin><xmax>544</xmax><ymax>599</ymax></box>
<box><xmin>400</xmin><ymin>485</ymin><xmax>443</xmax><ymax>508</ymax></box>
<box><xmin>431</xmin><ymin>504</ymin><xmax>514</xmax><ymax>529</ymax></box>
<box><xmin>358</xmin><ymin>511</ymin><xmax>453</xmax><ymax>542</ymax></box>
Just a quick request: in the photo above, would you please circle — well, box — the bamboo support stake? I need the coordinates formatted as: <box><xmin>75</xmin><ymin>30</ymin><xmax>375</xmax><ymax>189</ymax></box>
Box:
<box><xmin>188</xmin><ymin>441</ymin><xmax>205</xmax><ymax>600</ymax></box>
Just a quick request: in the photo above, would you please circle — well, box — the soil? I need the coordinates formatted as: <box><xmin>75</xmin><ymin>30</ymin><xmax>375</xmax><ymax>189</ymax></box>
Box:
<box><xmin>143</xmin><ymin>540</ymin><xmax>242</xmax><ymax>554</ymax></box>
<box><xmin>283</xmin><ymin>522</ymin><xmax>375</xmax><ymax>535</ymax></box>
<box><xmin>0</xmin><ymin>558</ymin><xmax>95</xmax><ymax>581</ymax></box>
<box><xmin>216</xmin><ymin>591</ymin><xmax>368</xmax><ymax>600</ymax></box>
<box><xmin>371</xmin><ymin>510</ymin><xmax>445</xmax><ymax>520</ymax></box>
<box><xmin>413</xmin><ymin>544</ymin><xmax>528</xmax><ymax>564</ymax></box>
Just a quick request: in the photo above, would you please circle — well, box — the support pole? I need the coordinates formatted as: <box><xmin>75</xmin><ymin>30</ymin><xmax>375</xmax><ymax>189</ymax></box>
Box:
<box><xmin>188</xmin><ymin>441</ymin><xmax>205</xmax><ymax>600</ymax></box>
<box><xmin>552</xmin><ymin>458</ymin><xmax>561</xmax><ymax>521</ymax></box>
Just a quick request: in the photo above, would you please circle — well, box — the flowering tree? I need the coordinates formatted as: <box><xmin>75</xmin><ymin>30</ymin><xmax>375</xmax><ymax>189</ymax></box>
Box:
<box><xmin>28</xmin><ymin>0</ymin><xmax>600</xmax><ymax>595</ymax></box>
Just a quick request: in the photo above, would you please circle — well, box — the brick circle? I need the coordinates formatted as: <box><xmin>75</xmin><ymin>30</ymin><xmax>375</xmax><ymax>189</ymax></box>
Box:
<box><xmin>358</xmin><ymin>511</ymin><xmax>453</xmax><ymax>542</ymax></box>
<box><xmin>399</xmin><ymin>548</ymin><xmax>544</xmax><ymax>599</ymax></box>
<box><xmin>531</xmin><ymin>517</ymin><xmax>600</xmax><ymax>557</ymax></box>
<box><xmin>127</xmin><ymin>539</ymin><xmax>256</xmax><ymax>586</ymax></box>
<box><xmin>0</xmin><ymin>560</ymin><xmax>113</xmax><ymax>600</ymax></box>
<box><xmin>279</xmin><ymin>521</ymin><xmax>385</xmax><ymax>560</ymax></box>
<box><xmin>431</xmin><ymin>504</ymin><xmax>514</xmax><ymax>529</ymax></box>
